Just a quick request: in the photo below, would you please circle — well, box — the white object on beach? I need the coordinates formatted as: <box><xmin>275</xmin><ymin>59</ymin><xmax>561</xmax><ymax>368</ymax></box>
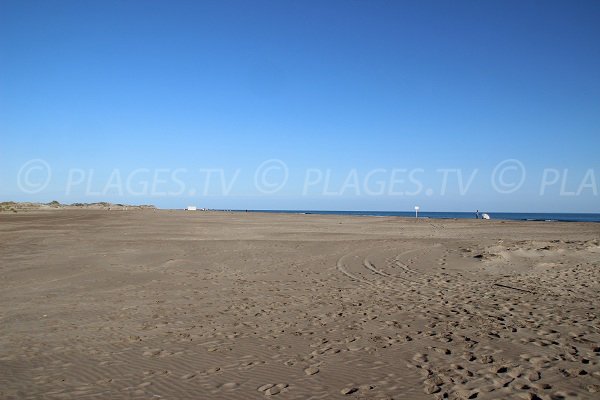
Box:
<box><xmin>481</xmin><ymin>213</ymin><xmax>490</xmax><ymax>219</ymax></box>
<box><xmin>414</xmin><ymin>206</ymin><xmax>419</xmax><ymax>218</ymax></box>
<box><xmin>186</xmin><ymin>206</ymin><xmax>197</xmax><ymax>211</ymax></box>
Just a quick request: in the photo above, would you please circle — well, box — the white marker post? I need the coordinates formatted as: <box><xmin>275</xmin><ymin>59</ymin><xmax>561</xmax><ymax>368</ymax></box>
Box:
<box><xmin>414</xmin><ymin>206</ymin><xmax>419</xmax><ymax>219</ymax></box>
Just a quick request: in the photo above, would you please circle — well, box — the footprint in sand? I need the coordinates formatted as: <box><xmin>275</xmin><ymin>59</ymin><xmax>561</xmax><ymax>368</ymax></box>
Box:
<box><xmin>142</xmin><ymin>348</ymin><xmax>162</xmax><ymax>357</ymax></box>
<box><xmin>340</xmin><ymin>387</ymin><xmax>359</xmax><ymax>395</ymax></box>
<box><xmin>257</xmin><ymin>383</ymin><xmax>289</xmax><ymax>396</ymax></box>
<box><xmin>304</xmin><ymin>366</ymin><xmax>320</xmax><ymax>375</ymax></box>
<box><xmin>205</xmin><ymin>367</ymin><xmax>221</xmax><ymax>374</ymax></box>
<box><xmin>219</xmin><ymin>382</ymin><xmax>239</xmax><ymax>390</ymax></box>
<box><xmin>238</xmin><ymin>360</ymin><xmax>265</xmax><ymax>370</ymax></box>
<box><xmin>452</xmin><ymin>387</ymin><xmax>479</xmax><ymax>399</ymax></box>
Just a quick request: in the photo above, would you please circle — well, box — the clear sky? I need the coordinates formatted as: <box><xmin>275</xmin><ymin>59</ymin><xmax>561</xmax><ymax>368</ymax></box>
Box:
<box><xmin>1</xmin><ymin>0</ymin><xmax>599</xmax><ymax>212</ymax></box>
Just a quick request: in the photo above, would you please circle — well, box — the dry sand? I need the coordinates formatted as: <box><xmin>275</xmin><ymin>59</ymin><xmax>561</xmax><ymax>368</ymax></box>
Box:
<box><xmin>1</xmin><ymin>210</ymin><xmax>599</xmax><ymax>399</ymax></box>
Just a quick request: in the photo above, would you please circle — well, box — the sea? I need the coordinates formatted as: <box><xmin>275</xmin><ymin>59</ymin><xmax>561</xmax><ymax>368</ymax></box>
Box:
<box><xmin>233</xmin><ymin>210</ymin><xmax>600</xmax><ymax>223</ymax></box>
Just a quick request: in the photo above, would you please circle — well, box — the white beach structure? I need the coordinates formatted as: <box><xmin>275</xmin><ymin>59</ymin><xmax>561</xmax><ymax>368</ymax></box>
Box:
<box><xmin>186</xmin><ymin>206</ymin><xmax>197</xmax><ymax>211</ymax></box>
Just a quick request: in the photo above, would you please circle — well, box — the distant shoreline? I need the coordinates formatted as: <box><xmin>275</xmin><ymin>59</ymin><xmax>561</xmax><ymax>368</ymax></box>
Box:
<box><xmin>218</xmin><ymin>209</ymin><xmax>600</xmax><ymax>223</ymax></box>
<box><xmin>3</xmin><ymin>202</ymin><xmax>599</xmax><ymax>223</ymax></box>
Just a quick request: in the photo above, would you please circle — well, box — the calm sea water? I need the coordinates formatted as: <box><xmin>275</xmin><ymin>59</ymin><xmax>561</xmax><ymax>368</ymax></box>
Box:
<box><xmin>236</xmin><ymin>210</ymin><xmax>600</xmax><ymax>223</ymax></box>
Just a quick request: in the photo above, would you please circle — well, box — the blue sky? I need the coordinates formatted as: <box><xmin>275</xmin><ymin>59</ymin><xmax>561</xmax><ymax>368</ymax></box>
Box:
<box><xmin>1</xmin><ymin>0</ymin><xmax>599</xmax><ymax>211</ymax></box>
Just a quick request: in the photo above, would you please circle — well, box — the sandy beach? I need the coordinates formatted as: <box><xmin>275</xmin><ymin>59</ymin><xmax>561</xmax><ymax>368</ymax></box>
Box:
<box><xmin>1</xmin><ymin>210</ymin><xmax>599</xmax><ymax>399</ymax></box>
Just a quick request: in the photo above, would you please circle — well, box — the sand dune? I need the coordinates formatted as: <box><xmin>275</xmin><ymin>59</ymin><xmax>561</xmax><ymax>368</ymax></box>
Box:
<box><xmin>1</xmin><ymin>210</ymin><xmax>599</xmax><ymax>399</ymax></box>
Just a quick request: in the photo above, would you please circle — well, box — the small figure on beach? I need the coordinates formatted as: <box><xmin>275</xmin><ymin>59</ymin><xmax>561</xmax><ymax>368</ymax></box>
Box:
<box><xmin>475</xmin><ymin>209</ymin><xmax>480</xmax><ymax>219</ymax></box>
